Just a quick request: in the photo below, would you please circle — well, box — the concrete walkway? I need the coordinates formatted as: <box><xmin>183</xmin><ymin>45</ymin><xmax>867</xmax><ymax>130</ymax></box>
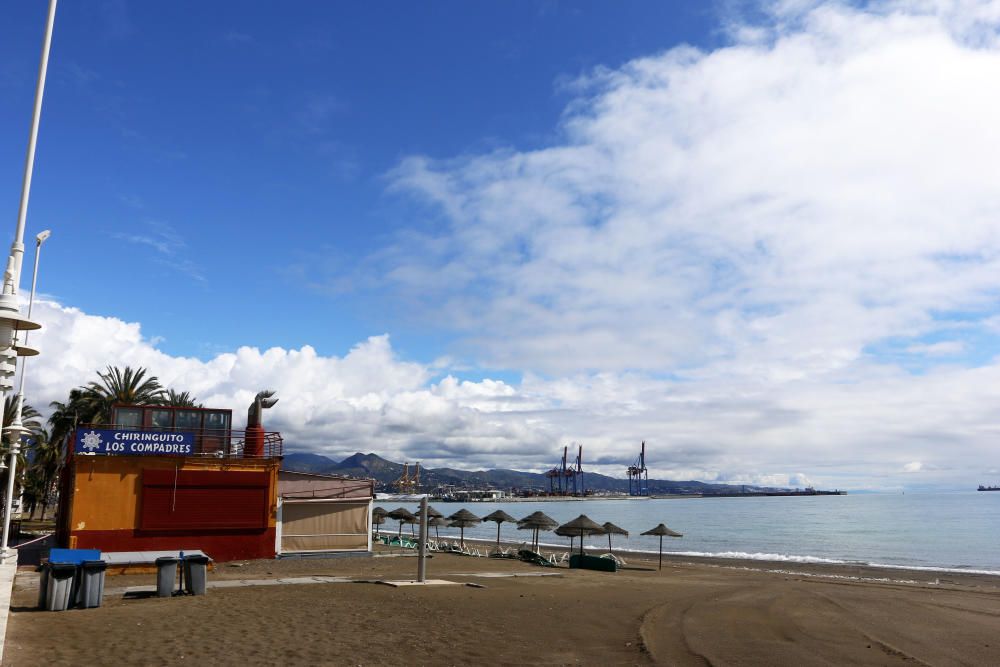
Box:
<box><xmin>8</xmin><ymin>569</ymin><xmax>564</xmax><ymax>601</ymax></box>
<box><xmin>0</xmin><ymin>561</ymin><xmax>18</xmax><ymax>664</ymax></box>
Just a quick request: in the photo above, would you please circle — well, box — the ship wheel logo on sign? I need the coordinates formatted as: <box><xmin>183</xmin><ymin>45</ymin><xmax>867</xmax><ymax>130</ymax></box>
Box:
<box><xmin>81</xmin><ymin>430</ymin><xmax>102</xmax><ymax>452</ymax></box>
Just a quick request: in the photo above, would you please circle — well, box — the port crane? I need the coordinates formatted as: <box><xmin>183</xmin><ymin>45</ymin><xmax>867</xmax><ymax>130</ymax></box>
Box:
<box><xmin>393</xmin><ymin>462</ymin><xmax>421</xmax><ymax>493</ymax></box>
<box><xmin>627</xmin><ymin>441</ymin><xmax>649</xmax><ymax>496</ymax></box>
<box><xmin>545</xmin><ymin>444</ymin><xmax>584</xmax><ymax>495</ymax></box>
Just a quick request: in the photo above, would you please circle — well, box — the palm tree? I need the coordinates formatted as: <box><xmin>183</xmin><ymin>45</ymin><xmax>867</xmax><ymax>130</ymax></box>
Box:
<box><xmin>0</xmin><ymin>397</ymin><xmax>42</xmax><ymax>508</ymax></box>
<box><xmin>81</xmin><ymin>366</ymin><xmax>166</xmax><ymax>424</ymax></box>
<box><xmin>20</xmin><ymin>467</ymin><xmax>46</xmax><ymax>520</ymax></box>
<box><xmin>164</xmin><ymin>389</ymin><xmax>199</xmax><ymax>407</ymax></box>
<box><xmin>2</xmin><ymin>395</ymin><xmax>42</xmax><ymax>435</ymax></box>
<box><xmin>48</xmin><ymin>388</ymin><xmax>86</xmax><ymax>447</ymax></box>
<box><xmin>21</xmin><ymin>429</ymin><xmax>60</xmax><ymax>520</ymax></box>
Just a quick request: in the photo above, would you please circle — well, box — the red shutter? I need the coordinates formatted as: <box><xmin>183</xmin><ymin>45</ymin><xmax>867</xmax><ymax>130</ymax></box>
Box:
<box><xmin>140</xmin><ymin>469</ymin><xmax>269</xmax><ymax>530</ymax></box>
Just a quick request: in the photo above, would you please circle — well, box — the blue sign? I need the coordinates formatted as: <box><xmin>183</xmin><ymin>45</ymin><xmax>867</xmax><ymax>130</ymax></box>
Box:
<box><xmin>74</xmin><ymin>429</ymin><xmax>196</xmax><ymax>456</ymax></box>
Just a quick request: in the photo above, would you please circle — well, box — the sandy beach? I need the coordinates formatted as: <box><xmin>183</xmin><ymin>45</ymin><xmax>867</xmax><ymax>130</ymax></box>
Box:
<box><xmin>3</xmin><ymin>547</ymin><xmax>998</xmax><ymax>666</ymax></box>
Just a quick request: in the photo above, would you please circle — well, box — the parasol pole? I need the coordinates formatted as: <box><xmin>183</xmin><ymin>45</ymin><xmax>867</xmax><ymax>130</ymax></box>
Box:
<box><xmin>658</xmin><ymin>535</ymin><xmax>663</xmax><ymax>570</ymax></box>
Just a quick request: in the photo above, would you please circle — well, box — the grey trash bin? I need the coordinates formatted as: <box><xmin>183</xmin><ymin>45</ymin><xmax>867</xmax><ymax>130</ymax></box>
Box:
<box><xmin>45</xmin><ymin>563</ymin><xmax>76</xmax><ymax>612</ymax></box>
<box><xmin>37</xmin><ymin>562</ymin><xmax>50</xmax><ymax>609</ymax></box>
<box><xmin>78</xmin><ymin>560</ymin><xmax>107</xmax><ymax>608</ymax></box>
<box><xmin>156</xmin><ymin>556</ymin><xmax>179</xmax><ymax>598</ymax></box>
<box><xmin>183</xmin><ymin>555</ymin><xmax>209</xmax><ymax>595</ymax></box>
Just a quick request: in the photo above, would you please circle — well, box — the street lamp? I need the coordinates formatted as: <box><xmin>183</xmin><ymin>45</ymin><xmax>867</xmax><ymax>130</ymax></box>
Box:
<box><xmin>3</xmin><ymin>231</ymin><xmax>51</xmax><ymax>539</ymax></box>
<box><xmin>0</xmin><ymin>0</ymin><xmax>56</xmax><ymax>562</ymax></box>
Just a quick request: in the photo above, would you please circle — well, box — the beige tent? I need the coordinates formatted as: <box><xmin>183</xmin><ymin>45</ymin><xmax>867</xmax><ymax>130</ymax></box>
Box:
<box><xmin>277</xmin><ymin>471</ymin><xmax>374</xmax><ymax>555</ymax></box>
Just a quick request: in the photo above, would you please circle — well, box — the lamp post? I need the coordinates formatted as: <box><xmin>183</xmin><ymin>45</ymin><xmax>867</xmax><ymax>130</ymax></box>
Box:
<box><xmin>0</xmin><ymin>0</ymin><xmax>56</xmax><ymax>562</ymax></box>
<box><xmin>4</xmin><ymin>231</ymin><xmax>51</xmax><ymax>539</ymax></box>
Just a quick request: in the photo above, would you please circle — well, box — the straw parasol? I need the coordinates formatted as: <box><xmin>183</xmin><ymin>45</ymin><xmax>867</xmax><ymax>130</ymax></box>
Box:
<box><xmin>372</xmin><ymin>507</ymin><xmax>389</xmax><ymax>537</ymax></box>
<box><xmin>641</xmin><ymin>523</ymin><xmax>683</xmax><ymax>570</ymax></box>
<box><xmin>482</xmin><ymin>509</ymin><xmax>518</xmax><ymax>553</ymax></box>
<box><xmin>388</xmin><ymin>507</ymin><xmax>417</xmax><ymax>540</ymax></box>
<box><xmin>427</xmin><ymin>515</ymin><xmax>449</xmax><ymax>542</ymax></box>
<box><xmin>425</xmin><ymin>505</ymin><xmax>444</xmax><ymax>519</ymax></box>
<box><xmin>446</xmin><ymin>508</ymin><xmax>481</xmax><ymax>549</ymax></box>
<box><xmin>555</xmin><ymin>515</ymin><xmax>606</xmax><ymax>556</ymax></box>
<box><xmin>517</xmin><ymin>511</ymin><xmax>558</xmax><ymax>552</ymax></box>
<box><xmin>602</xmin><ymin>521</ymin><xmax>628</xmax><ymax>556</ymax></box>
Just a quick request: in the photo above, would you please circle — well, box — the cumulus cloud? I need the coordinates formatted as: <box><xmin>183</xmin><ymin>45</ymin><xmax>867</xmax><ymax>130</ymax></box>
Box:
<box><xmin>373</xmin><ymin>0</ymin><xmax>1000</xmax><ymax>381</ymax></box>
<box><xmin>23</xmin><ymin>299</ymin><xmax>556</xmax><ymax>469</ymax></box>
<box><xmin>14</xmin><ymin>296</ymin><xmax>1000</xmax><ymax>490</ymax></box>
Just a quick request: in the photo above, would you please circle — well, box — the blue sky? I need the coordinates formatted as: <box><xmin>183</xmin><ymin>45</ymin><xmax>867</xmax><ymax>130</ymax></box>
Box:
<box><xmin>1</xmin><ymin>1</ymin><xmax>719</xmax><ymax>363</ymax></box>
<box><xmin>4</xmin><ymin>1</ymin><xmax>1000</xmax><ymax>490</ymax></box>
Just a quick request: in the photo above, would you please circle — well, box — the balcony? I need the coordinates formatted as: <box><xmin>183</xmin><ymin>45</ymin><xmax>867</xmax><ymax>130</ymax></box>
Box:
<box><xmin>74</xmin><ymin>424</ymin><xmax>283</xmax><ymax>459</ymax></box>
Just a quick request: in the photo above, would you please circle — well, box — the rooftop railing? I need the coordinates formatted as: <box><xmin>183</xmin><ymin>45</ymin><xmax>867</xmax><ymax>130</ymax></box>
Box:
<box><xmin>75</xmin><ymin>424</ymin><xmax>283</xmax><ymax>459</ymax></box>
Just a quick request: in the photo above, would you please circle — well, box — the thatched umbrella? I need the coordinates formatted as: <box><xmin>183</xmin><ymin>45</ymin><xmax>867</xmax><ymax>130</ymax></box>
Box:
<box><xmin>641</xmin><ymin>523</ymin><xmax>683</xmax><ymax>570</ymax></box>
<box><xmin>517</xmin><ymin>511</ymin><xmax>558</xmax><ymax>552</ymax></box>
<box><xmin>447</xmin><ymin>508</ymin><xmax>481</xmax><ymax>549</ymax></box>
<box><xmin>555</xmin><ymin>515</ymin><xmax>606</xmax><ymax>557</ymax></box>
<box><xmin>482</xmin><ymin>509</ymin><xmax>518</xmax><ymax>553</ymax></box>
<box><xmin>602</xmin><ymin>521</ymin><xmax>628</xmax><ymax>556</ymax></box>
<box><xmin>428</xmin><ymin>515</ymin><xmax>449</xmax><ymax>542</ymax></box>
<box><xmin>425</xmin><ymin>505</ymin><xmax>444</xmax><ymax>519</ymax></box>
<box><xmin>372</xmin><ymin>506</ymin><xmax>389</xmax><ymax>537</ymax></box>
<box><xmin>388</xmin><ymin>507</ymin><xmax>417</xmax><ymax>541</ymax></box>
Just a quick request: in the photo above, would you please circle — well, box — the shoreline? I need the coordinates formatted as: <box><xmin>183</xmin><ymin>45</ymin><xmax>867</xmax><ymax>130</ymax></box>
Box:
<box><xmin>386</xmin><ymin>532</ymin><xmax>1000</xmax><ymax>580</ymax></box>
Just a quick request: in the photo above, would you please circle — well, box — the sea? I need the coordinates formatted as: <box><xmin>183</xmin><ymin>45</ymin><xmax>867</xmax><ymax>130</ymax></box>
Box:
<box><xmin>376</xmin><ymin>492</ymin><xmax>1000</xmax><ymax>575</ymax></box>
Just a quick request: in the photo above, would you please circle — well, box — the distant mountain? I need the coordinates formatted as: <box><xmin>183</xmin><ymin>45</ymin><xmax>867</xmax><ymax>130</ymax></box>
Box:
<box><xmin>280</xmin><ymin>452</ymin><xmax>340</xmax><ymax>473</ymax></box>
<box><xmin>281</xmin><ymin>451</ymin><xmax>781</xmax><ymax>495</ymax></box>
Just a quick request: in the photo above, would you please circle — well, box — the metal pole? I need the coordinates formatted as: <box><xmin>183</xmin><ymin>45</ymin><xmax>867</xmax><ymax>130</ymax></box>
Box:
<box><xmin>1</xmin><ymin>0</ymin><xmax>57</xmax><ymax>560</ymax></box>
<box><xmin>10</xmin><ymin>233</ymin><xmax>48</xmax><ymax>524</ymax></box>
<box><xmin>0</xmin><ymin>409</ymin><xmax>19</xmax><ymax>557</ymax></box>
<box><xmin>417</xmin><ymin>496</ymin><xmax>428</xmax><ymax>582</ymax></box>
<box><xmin>11</xmin><ymin>0</ymin><xmax>58</xmax><ymax>291</ymax></box>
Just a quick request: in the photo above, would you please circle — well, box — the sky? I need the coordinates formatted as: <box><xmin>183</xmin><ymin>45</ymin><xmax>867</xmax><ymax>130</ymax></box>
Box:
<box><xmin>2</xmin><ymin>0</ymin><xmax>1000</xmax><ymax>491</ymax></box>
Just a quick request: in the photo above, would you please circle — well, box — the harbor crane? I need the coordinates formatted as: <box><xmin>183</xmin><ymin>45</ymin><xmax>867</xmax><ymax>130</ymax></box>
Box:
<box><xmin>627</xmin><ymin>441</ymin><xmax>649</xmax><ymax>496</ymax></box>
<box><xmin>545</xmin><ymin>444</ymin><xmax>584</xmax><ymax>495</ymax></box>
<box><xmin>394</xmin><ymin>461</ymin><xmax>421</xmax><ymax>493</ymax></box>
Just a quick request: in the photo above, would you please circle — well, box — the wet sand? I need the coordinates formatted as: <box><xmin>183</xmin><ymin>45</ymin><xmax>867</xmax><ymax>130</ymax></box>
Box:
<box><xmin>4</xmin><ymin>548</ymin><xmax>999</xmax><ymax>666</ymax></box>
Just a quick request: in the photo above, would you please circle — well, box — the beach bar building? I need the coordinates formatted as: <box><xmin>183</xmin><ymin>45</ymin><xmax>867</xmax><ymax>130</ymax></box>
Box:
<box><xmin>276</xmin><ymin>471</ymin><xmax>374</xmax><ymax>555</ymax></box>
<box><xmin>55</xmin><ymin>403</ymin><xmax>284</xmax><ymax>562</ymax></box>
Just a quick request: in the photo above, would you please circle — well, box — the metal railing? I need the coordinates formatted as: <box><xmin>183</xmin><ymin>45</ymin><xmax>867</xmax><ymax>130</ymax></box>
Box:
<box><xmin>75</xmin><ymin>424</ymin><xmax>283</xmax><ymax>459</ymax></box>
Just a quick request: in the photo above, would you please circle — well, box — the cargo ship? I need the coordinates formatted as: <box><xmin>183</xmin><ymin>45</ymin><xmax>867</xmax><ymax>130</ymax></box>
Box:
<box><xmin>978</xmin><ymin>485</ymin><xmax>1000</xmax><ymax>491</ymax></box>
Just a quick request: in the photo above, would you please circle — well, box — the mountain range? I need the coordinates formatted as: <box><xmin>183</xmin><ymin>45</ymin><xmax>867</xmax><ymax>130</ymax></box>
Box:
<box><xmin>282</xmin><ymin>452</ymin><xmax>783</xmax><ymax>495</ymax></box>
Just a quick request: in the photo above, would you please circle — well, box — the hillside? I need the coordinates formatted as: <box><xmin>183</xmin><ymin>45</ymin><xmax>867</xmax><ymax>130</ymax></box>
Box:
<box><xmin>282</xmin><ymin>451</ymin><xmax>777</xmax><ymax>495</ymax></box>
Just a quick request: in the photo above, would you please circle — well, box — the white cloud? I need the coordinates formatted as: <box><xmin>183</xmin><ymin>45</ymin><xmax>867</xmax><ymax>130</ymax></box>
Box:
<box><xmin>378</xmin><ymin>0</ymin><xmax>1000</xmax><ymax>381</ymax></box>
<box><xmin>14</xmin><ymin>297</ymin><xmax>1000</xmax><ymax>490</ymax></box>
<box><xmin>905</xmin><ymin>341</ymin><xmax>965</xmax><ymax>356</ymax></box>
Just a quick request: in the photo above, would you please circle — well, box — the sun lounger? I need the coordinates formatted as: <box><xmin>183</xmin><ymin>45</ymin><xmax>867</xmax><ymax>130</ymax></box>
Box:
<box><xmin>489</xmin><ymin>547</ymin><xmax>516</xmax><ymax>559</ymax></box>
<box><xmin>518</xmin><ymin>549</ymin><xmax>556</xmax><ymax>568</ymax></box>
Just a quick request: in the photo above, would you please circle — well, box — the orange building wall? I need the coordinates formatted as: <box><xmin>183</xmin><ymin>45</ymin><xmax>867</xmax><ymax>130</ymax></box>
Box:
<box><xmin>62</xmin><ymin>456</ymin><xmax>279</xmax><ymax>561</ymax></box>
